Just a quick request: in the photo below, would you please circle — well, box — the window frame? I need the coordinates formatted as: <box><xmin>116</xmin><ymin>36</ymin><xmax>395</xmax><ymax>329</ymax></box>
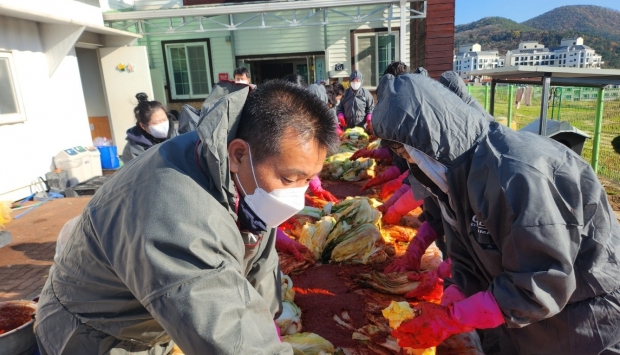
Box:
<box><xmin>353</xmin><ymin>31</ymin><xmax>400</xmax><ymax>89</ymax></box>
<box><xmin>161</xmin><ymin>38</ymin><xmax>214</xmax><ymax>102</ymax></box>
<box><xmin>0</xmin><ymin>51</ymin><xmax>26</xmax><ymax>125</ymax></box>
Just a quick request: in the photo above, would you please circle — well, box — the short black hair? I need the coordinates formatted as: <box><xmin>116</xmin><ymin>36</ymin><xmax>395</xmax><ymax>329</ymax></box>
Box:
<box><xmin>282</xmin><ymin>74</ymin><xmax>307</xmax><ymax>87</ymax></box>
<box><xmin>237</xmin><ymin>80</ymin><xmax>338</xmax><ymax>162</ymax></box>
<box><xmin>234</xmin><ymin>67</ymin><xmax>250</xmax><ymax>78</ymax></box>
<box><xmin>332</xmin><ymin>82</ymin><xmax>345</xmax><ymax>96</ymax></box>
<box><xmin>325</xmin><ymin>85</ymin><xmax>336</xmax><ymax>107</ymax></box>
<box><xmin>383</xmin><ymin>61</ymin><xmax>409</xmax><ymax>77</ymax></box>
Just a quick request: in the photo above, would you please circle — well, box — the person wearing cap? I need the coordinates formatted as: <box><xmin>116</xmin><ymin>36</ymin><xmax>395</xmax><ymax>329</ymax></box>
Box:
<box><xmin>336</xmin><ymin>70</ymin><xmax>374</xmax><ymax>131</ymax></box>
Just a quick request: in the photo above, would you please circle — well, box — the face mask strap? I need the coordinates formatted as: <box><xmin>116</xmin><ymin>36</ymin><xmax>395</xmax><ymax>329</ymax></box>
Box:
<box><xmin>234</xmin><ymin>173</ymin><xmax>248</xmax><ymax>196</ymax></box>
<box><xmin>235</xmin><ymin>142</ymin><xmax>261</xmax><ymax>197</ymax></box>
<box><xmin>245</xmin><ymin>142</ymin><xmax>260</xmax><ymax>188</ymax></box>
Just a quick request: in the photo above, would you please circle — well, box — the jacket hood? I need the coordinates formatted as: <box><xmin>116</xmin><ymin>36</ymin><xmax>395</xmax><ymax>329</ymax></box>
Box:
<box><xmin>372</xmin><ymin>73</ymin><xmax>488</xmax><ymax>165</ymax></box>
<box><xmin>350</xmin><ymin>70</ymin><xmax>363</xmax><ymax>84</ymax></box>
<box><xmin>196</xmin><ymin>81</ymin><xmax>252</xmax><ymax>213</ymax></box>
<box><xmin>438</xmin><ymin>71</ymin><xmax>468</xmax><ymax>100</ymax></box>
<box><xmin>413</xmin><ymin>67</ymin><xmax>428</xmax><ymax>76</ymax></box>
<box><xmin>307</xmin><ymin>83</ymin><xmax>328</xmax><ymax>104</ymax></box>
<box><xmin>439</xmin><ymin>71</ymin><xmax>495</xmax><ymax>121</ymax></box>
<box><xmin>126</xmin><ymin>126</ymin><xmax>155</xmax><ymax>147</ymax></box>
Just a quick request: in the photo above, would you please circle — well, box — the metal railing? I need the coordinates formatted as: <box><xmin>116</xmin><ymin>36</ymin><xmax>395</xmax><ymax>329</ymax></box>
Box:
<box><xmin>469</xmin><ymin>85</ymin><xmax>620</xmax><ymax>182</ymax></box>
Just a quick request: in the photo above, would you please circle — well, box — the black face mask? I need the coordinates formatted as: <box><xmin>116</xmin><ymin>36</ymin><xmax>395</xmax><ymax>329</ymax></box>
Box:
<box><xmin>409</xmin><ymin>163</ymin><xmax>440</xmax><ymax>192</ymax></box>
<box><xmin>237</xmin><ymin>194</ymin><xmax>267</xmax><ymax>234</ymax></box>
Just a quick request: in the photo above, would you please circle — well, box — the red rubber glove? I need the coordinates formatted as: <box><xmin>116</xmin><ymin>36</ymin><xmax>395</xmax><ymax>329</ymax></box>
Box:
<box><xmin>308</xmin><ymin>176</ymin><xmax>339</xmax><ymax>202</ymax></box>
<box><xmin>361</xmin><ymin>166</ymin><xmax>401</xmax><ymax>191</ymax></box>
<box><xmin>338</xmin><ymin>113</ymin><xmax>346</xmax><ymax>128</ymax></box>
<box><xmin>275</xmin><ymin>229</ymin><xmax>309</xmax><ymax>261</ymax></box>
<box><xmin>404</xmin><ymin>258</ymin><xmax>452</xmax><ymax>301</ymax></box>
<box><xmin>384</xmin><ymin>221</ymin><xmax>438</xmax><ymax>273</ymax></box>
<box><xmin>379</xmin><ymin>184</ymin><xmax>409</xmax><ymax>213</ymax></box>
<box><xmin>393</xmin><ymin>290</ymin><xmax>505</xmax><ymax>349</ymax></box>
<box><xmin>382</xmin><ymin>190</ymin><xmax>423</xmax><ymax>225</ymax></box>
<box><xmin>440</xmin><ymin>284</ymin><xmax>467</xmax><ymax>307</ymax></box>
<box><xmin>336</xmin><ymin>125</ymin><xmax>344</xmax><ymax>137</ymax></box>
<box><xmin>380</xmin><ymin>171</ymin><xmax>409</xmax><ymax>200</ymax></box>
<box><xmin>350</xmin><ymin>147</ymin><xmax>392</xmax><ymax>161</ymax></box>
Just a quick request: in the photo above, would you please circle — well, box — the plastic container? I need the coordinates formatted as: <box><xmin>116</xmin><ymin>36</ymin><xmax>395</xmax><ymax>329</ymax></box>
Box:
<box><xmin>0</xmin><ymin>300</ymin><xmax>38</xmax><ymax>355</ymax></box>
<box><xmin>45</xmin><ymin>171</ymin><xmax>70</xmax><ymax>191</ymax></box>
<box><xmin>96</xmin><ymin>146</ymin><xmax>120</xmax><ymax>170</ymax></box>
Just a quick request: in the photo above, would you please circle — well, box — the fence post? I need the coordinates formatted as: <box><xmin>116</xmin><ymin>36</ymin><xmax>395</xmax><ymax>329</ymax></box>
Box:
<box><xmin>557</xmin><ymin>87</ymin><xmax>563</xmax><ymax>119</ymax></box>
<box><xmin>591</xmin><ymin>87</ymin><xmax>605</xmax><ymax>173</ymax></box>
<box><xmin>485</xmin><ymin>84</ymin><xmax>491</xmax><ymax>112</ymax></box>
<box><xmin>507</xmin><ymin>85</ymin><xmax>515</xmax><ymax>128</ymax></box>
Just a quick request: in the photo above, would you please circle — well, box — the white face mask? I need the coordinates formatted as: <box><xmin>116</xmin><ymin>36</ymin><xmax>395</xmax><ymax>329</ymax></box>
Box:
<box><xmin>149</xmin><ymin>121</ymin><xmax>169</xmax><ymax>139</ymax></box>
<box><xmin>404</xmin><ymin>145</ymin><xmax>449</xmax><ymax>193</ymax></box>
<box><xmin>235</xmin><ymin>143</ymin><xmax>307</xmax><ymax>227</ymax></box>
<box><xmin>351</xmin><ymin>82</ymin><xmax>362</xmax><ymax>90</ymax></box>
<box><xmin>236</xmin><ymin>79</ymin><xmax>249</xmax><ymax>85</ymax></box>
<box><xmin>336</xmin><ymin>100</ymin><xmax>341</xmax><ymax>106</ymax></box>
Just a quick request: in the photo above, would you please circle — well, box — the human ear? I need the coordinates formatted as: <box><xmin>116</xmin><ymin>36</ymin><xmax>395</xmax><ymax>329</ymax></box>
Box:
<box><xmin>228</xmin><ymin>138</ymin><xmax>247</xmax><ymax>174</ymax></box>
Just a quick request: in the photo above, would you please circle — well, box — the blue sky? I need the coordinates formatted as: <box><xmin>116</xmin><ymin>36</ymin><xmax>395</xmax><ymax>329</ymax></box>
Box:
<box><xmin>456</xmin><ymin>0</ymin><xmax>620</xmax><ymax>25</ymax></box>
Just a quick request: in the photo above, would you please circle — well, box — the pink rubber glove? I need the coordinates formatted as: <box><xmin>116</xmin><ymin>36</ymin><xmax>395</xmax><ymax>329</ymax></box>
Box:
<box><xmin>393</xmin><ymin>290</ymin><xmax>505</xmax><ymax>349</ymax></box>
<box><xmin>275</xmin><ymin>321</ymin><xmax>282</xmax><ymax>342</ymax></box>
<box><xmin>382</xmin><ymin>190</ymin><xmax>423</xmax><ymax>225</ymax></box>
<box><xmin>404</xmin><ymin>258</ymin><xmax>452</xmax><ymax>300</ymax></box>
<box><xmin>361</xmin><ymin>166</ymin><xmax>401</xmax><ymax>191</ymax></box>
<box><xmin>275</xmin><ymin>229</ymin><xmax>309</xmax><ymax>261</ymax></box>
<box><xmin>379</xmin><ymin>184</ymin><xmax>410</xmax><ymax>213</ymax></box>
<box><xmin>440</xmin><ymin>284</ymin><xmax>467</xmax><ymax>307</ymax></box>
<box><xmin>380</xmin><ymin>171</ymin><xmax>409</xmax><ymax>200</ymax></box>
<box><xmin>336</xmin><ymin>125</ymin><xmax>344</xmax><ymax>137</ymax></box>
<box><xmin>384</xmin><ymin>221</ymin><xmax>437</xmax><ymax>273</ymax></box>
<box><xmin>350</xmin><ymin>147</ymin><xmax>392</xmax><ymax>161</ymax></box>
<box><xmin>308</xmin><ymin>176</ymin><xmax>339</xmax><ymax>202</ymax></box>
<box><xmin>365</xmin><ymin>114</ymin><xmax>373</xmax><ymax>134</ymax></box>
<box><xmin>338</xmin><ymin>113</ymin><xmax>346</xmax><ymax>128</ymax></box>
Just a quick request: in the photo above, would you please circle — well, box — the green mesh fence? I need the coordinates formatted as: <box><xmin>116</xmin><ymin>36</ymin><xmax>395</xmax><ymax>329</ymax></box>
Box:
<box><xmin>468</xmin><ymin>85</ymin><xmax>620</xmax><ymax>183</ymax></box>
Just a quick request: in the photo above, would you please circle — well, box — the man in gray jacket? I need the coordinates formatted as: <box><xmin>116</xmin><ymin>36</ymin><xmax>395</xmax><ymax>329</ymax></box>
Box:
<box><xmin>336</xmin><ymin>70</ymin><xmax>374</xmax><ymax>129</ymax></box>
<box><xmin>35</xmin><ymin>80</ymin><xmax>338</xmax><ymax>355</ymax></box>
<box><xmin>373</xmin><ymin>73</ymin><xmax>620</xmax><ymax>354</ymax></box>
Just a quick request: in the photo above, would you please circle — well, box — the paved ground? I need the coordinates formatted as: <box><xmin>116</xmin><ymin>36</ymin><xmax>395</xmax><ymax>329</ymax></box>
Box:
<box><xmin>0</xmin><ymin>197</ymin><xmax>91</xmax><ymax>302</ymax></box>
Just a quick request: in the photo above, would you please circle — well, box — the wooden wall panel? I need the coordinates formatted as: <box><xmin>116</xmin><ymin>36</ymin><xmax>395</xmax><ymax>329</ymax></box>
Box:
<box><xmin>423</xmin><ymin>0</ymin><xmax>455</xmax><ymax>78</ymax></box>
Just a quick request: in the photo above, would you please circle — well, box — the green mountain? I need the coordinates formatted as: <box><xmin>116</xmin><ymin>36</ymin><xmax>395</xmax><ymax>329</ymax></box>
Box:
<box><xmin>455</xmin><ymin>6</ymin><xmax>620</xmax><ymax>68</ymax></box>
<box><xmin>523</xmin><ymin>5</ymin><xmax>620</xmax><ymax>41</ymax></box>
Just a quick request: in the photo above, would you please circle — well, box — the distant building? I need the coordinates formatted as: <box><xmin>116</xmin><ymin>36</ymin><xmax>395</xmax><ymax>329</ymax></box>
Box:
<box><xmin>505</xmin><ymin>37</ymin><xmax>603</xmax><ymax>69</ymax></box>
<box><xmin>453</xmin><ymin>44</ymin><xmax>505</xmax><ymax>80</ymax></box>
<box><xmin>455</xmin><ymin>37</ymin><xmax>604</xmax><ymax>81</ymax></box>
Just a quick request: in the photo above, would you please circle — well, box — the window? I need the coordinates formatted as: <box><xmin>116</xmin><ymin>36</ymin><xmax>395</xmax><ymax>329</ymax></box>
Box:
<box><xmin>354</xmin><ymin>32</ymin><xmax>399</xmax><ymax>88</ymax></box>
<box><xmin>0</xmin><ymin>52</ymin><xmax>25</xmax><ymax>125</ymax></box>
<box><xmin>163</xmin><ymin>40</ymin><xmax>213</xmax><ymax>100</ymax></box>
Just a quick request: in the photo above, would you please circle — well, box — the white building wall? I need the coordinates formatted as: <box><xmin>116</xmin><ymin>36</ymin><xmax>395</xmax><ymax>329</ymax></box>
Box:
<box><xmin>0</xmin><ymin>16</ymin><xmax>93</xmax><ymax>201</ymax></box>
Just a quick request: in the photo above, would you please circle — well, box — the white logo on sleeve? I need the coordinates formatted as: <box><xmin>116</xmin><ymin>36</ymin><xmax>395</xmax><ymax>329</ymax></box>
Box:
<box><xmin>471</xmin><ymin>215</ymin><xmax>489</xmax><ymax>235</ymax></box>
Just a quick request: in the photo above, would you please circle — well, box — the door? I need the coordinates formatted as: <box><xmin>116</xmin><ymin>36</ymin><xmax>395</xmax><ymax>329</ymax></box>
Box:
<box><xmin>99</xmin><ymin>46</ymin><xmax>153</xmax><ymax>153</ymax></box>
